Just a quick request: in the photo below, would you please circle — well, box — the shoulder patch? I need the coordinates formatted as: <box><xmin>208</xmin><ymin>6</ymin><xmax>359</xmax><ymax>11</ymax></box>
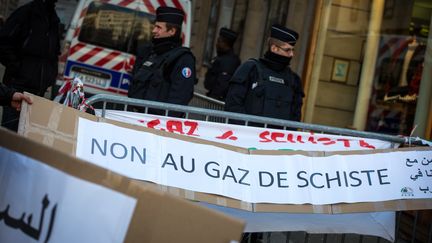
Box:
<box><xmin>181</xmin><ymin>67</ymin><xmax>192</xmax><ymax>78</ymax></box>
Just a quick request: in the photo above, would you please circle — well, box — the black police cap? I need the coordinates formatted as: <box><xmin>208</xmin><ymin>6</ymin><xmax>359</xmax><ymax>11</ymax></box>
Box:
<box><xmin>271</xmin><ymin>24</ymin><xmax>299</xmax><ymax>45</ymax></box>
<box><xmin>219</xmin><ymin>27</ymin><xmax>238</xmax><ymax>43</ymax></box>
<box><xmin>156</xmin><ymin>6</ymin><xmax>184</xmax><ymax>26</ymax></box>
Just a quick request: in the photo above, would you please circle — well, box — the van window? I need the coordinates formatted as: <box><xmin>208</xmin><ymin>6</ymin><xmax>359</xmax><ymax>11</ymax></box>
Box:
<box><xmin>79</xmin><ymin>2</ymin><xmax>154</xmax><ymax>54</ymax></box>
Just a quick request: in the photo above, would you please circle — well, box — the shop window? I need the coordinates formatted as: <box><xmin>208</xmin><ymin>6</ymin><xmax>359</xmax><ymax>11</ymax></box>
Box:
<box><xmin>366</xmin><ymin>0</ymin><xmax>430</xmax><ymax>136</ymax></box>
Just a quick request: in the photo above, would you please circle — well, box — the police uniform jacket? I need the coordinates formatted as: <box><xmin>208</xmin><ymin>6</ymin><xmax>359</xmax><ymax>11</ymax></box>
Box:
<box><xmin>0</xmin><ymin>0</ymin><xmax>60</xmax><ymax>96</ymax></box>
<box><xmin>224</xmin><ymin>56</ymin><xmax>304</xmax><ymax>121</ymax></box>
<box><xmin>128</xmin><ymin>40</ymin><xmax>196</xmax><ymax>114</ymax></box>
<box><xmin>204</xmin><ymin>49</ymin><xmax>240</xmax><ymax>101</ymax></box>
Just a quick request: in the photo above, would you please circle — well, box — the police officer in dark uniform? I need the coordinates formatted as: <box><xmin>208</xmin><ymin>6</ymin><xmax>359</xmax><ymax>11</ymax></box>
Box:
<box><xmin>204</xmin><ymin>27</ymin><xmax>241</xmax><ymax>101</ymax></box>
<box><xmin>128</xmin><ymin>6</ymin><xmax>196</xmax><ymax>117</ymax></box>
<box><xmin>225</xmin><ymin>24</ymin><xmax>304</xmax><ymax>122</ymax></box>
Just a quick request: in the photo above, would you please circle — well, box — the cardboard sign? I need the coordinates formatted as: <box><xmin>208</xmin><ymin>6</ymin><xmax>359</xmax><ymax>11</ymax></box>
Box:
<box><xmin>0</xmin><ymin>146</ymin><xmax>136</xmax><ymax>243</ymax></box>
<box><xmin>1</xmin><ymin>128</ymin><xmax>244</xmax><ymax>243</ymax></box>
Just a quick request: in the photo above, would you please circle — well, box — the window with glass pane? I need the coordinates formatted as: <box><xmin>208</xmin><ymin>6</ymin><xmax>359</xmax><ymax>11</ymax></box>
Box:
<box><xmin>366</xmin><ymin>0</ymin><xmax>430</xmax><ymax>136</ymax></box>
<box><xmin>79</xmin><ymin>2</ymin><xmax>154</xmax><ymax>54</ymax></box>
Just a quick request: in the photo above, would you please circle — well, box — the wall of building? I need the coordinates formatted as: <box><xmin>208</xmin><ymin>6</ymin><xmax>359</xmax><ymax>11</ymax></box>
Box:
<box><xmin>310</xmin><ymin>0</ymin><xmax>369</xmax><ymax>128</ymax></box>
<box><xmin>308</xmin><ymin>0</ymin><xmax>431</xmax><ymax>137</ymax></box>
<box><xmin>2</xmin><ymin>0</ymin><xmax>429</xmax><ymax>136</ymax></box>
<box><xmin>191</xmin><ymin>0</ymin><xmax>312</xmax><ymax>95</ymax></box>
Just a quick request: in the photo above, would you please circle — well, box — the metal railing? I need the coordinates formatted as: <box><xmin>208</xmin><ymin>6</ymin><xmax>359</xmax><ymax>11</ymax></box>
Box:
<box><xmin>189</xmin><ymin>92</ymin><xmax>225</xmax><ymax>110</ymax></box>
<box><xmin>85</xmin><ymin>93</ymin><xmax>431</xmax><ymax>243</ymax></box>
<box><xmin>85</xmin><ymin>93</ymin><xmax>426</xmax><ymax>146</ymax></box>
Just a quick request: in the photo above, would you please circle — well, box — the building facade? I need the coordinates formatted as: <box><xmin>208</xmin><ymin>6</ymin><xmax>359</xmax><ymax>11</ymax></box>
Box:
<box><xmin>190</xmin><ymin>0</ymin><xmax>432</xmax><ymax>140</ymax></box>
<box><xmin>1</xmin><ymin>0</ymin><xmax>431</xmax><ymax>139</ymax></box>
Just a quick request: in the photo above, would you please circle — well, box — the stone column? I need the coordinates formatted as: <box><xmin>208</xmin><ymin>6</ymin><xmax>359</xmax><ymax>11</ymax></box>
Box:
<box><xmin>352</xmin><ymin>0</ymin><xmax>384</xmax><ymax>130</ymax></box>
<box><xmin>413</xmin><ymin>15</ymin><xmax>432</xmax><ymax>138</ymax></box>
<box><xmin>304</xmin><ymin>0</ymin><xmax>332</xmax><ymax>123</ymax></box>
<box><xmin>239</xmin><ymin>0</ymin><xmax>268</xmax><ymax>60</ymax></box>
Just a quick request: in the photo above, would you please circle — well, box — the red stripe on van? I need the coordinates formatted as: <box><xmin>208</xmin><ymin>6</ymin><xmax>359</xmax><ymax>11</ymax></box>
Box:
<box><xmin>172</xmin><ymin>0</ymin><xmax>186</xmax><ymax>23</ymax></box>
<box><xmin>129</xmin><ymin>57</ymin><xmax>135</xmax><ymax>66</ymax></box>
<box><xmin>73</xmin><ymin>26</ymin><xmax>81</xmax><ymax>38</ymax></box>
<box><xmin>80</xmin><ymin>7</ymin><xmax>88</xmax><ymax>18</ymax></box>
<box><xmin>94</xmin><ymin>51</ymin><xmax>122</xmax><ymax>67</ymax></box>
<box><xmin>118</xmin><ymin>0</ymin><xmax>134</xmax><ymax>7</ymax></box>
<box><xmin>112</xmin><ymin>61</ymin><xmax>124</xmax><ymax>71</ymax></box>
<box><xmin>143</xmin><ymin>0</ymin><xmax>155</xmax><ymax>13</ymax></box>
<box><xmin>77</xmin><ymin>47</ymin><xmax>104</xmax><ymax>62</ymax></box>
<box><xmin>157</xmin><ymin>0</ymin><xmax>166</xmax><ymax>7</ymax></box>
<box><xmin>69</xmin><ymin>43</ymin><xmax>86</xmax><ymax>56</ymax></box>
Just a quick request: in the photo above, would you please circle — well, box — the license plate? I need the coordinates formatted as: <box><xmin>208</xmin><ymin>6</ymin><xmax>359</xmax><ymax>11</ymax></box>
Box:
<box><xmin>69</xmin><ymin>71</ymin><xmax>110</xmax><ymax>89</ymax></box>
<box><xmin>69</xmin><ymin>65</ymin><xmax>111</xmax><ymax>89</ymax></box>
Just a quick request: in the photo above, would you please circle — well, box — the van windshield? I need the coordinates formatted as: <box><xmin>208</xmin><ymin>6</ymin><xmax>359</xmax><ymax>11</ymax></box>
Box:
<box><xmin>78</xmin><ymin>2</ymin><xmax>154</xmax><ymax>54</ymax></box>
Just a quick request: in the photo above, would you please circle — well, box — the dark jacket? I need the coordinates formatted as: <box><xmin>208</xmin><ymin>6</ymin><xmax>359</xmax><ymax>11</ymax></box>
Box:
<box><xmin>0</xmin><ymin>0</ymin><xmax>60</xmax><ymax>96</ymax></box>
<box><xmin>128</xmin><ymin>40</ymin><xmax>196</xmax><ymax>114</ymax></box>
<box><xmin>0</xmin><ymin>83</ymin><xmax>15</xmax><ymax>106</ymax></box>
<box><xmin>225</xmin><ymin>57</ymin><xmax>304</xmax><ymax>121</ymax></box>
<box><xmin>204</xmin><ymin>49</ymin><xmax>241</xmax><ymax>101</ymax></box>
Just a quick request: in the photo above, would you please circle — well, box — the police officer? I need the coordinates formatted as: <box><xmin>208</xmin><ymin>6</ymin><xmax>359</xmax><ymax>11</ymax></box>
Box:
<box><xmin>204</xmin><ymin>27</ymin><xmax>241</xmax><ymax>101</ymax></box>
<box><xmin>128</xmin><ymin>6</ymin><xmax>196</xmax><ymax>117</ymax></box>
<box><xmin>225</xmin><ymin>24</ymin><xmax>304</xmax><ymax>122</ymax></box>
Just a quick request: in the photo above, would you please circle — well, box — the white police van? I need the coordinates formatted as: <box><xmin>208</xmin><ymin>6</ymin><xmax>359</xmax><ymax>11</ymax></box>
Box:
<box><xmin>57</xmin><ymin>0</ymin><xmax>192</xmax><ymax>96</ymax></box>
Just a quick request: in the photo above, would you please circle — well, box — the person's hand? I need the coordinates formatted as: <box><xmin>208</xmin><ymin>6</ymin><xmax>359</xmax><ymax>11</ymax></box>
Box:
<box><xmin>11</xmin><ymin>92</ymin><xmax>32</xmax><ymax>111</ymax></box>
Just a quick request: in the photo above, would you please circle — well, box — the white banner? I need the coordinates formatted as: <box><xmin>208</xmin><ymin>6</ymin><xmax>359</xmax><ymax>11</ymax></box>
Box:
<box><xmin>0</xmin><ymin>146</ymin><xmax>136</xmax><ymax>243</ymax></box>
<box><xmin>77</xmin><ymin>118</ymin><xmax>432</xmax><ymax>205</ymax></box>
<box><xmin>96</xmin><ymin>110</ymin><xmax>396</xmax><ymax>151</ymax></box>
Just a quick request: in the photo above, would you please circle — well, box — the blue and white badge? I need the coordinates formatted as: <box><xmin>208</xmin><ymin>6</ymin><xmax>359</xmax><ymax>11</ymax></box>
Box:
<box><xmin>181</xmin><ymin>67</ymin><xmax>192</xmax><ymax>78</ymax></box>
